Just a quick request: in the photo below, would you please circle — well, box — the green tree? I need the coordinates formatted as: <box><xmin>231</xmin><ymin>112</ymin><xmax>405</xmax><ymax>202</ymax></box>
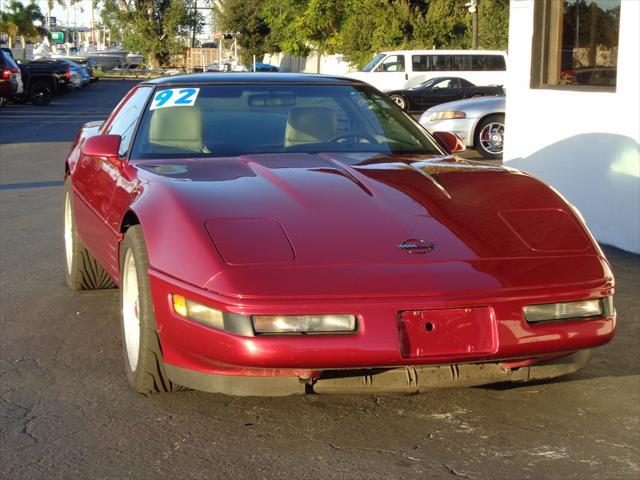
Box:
<box><xmin>478</xmin><ymin>0</ymin><xmax>509</xmax><ymax>50</ymax></box>
<box><xmin>0</xmin><ymin>1</ymin><xmax>44</xmax><ymax>48</ymax></box>
<box><xmin>210</xmin><ymin>0</ymin><xmax>510</xmax><ymax>69</ymax></box>
<box><xmin>100</xmin><ymin>0</ymin><xmax>196</xmax><ymax>68</ymax></box>
<box><xmin>422</xmin><ymin>0</ymin><xmax>470</xmax><ymax>49</ymax></box>
<box><xmin>215</xmin><ymin>0</ymin><xmax>276</xmax><ymax>64</ymax></box>
<box><xmin>261</xmin><ymin>0</ymin><xmax>309</xmax><ymax>57</ymax></box>
<box><xmin>338</xmin><ymin>0</ymin><xmax>436</xmax><ymax>68</ymax></box>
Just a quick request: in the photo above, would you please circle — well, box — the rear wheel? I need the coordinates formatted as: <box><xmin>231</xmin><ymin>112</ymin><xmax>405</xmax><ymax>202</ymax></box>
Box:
<box><xmin>120</xmin><ymin>226</ymin><xmax>183</xmax><ymax>395</ymax></box>
<box><xmin>12</xmin><ymin>93</ymin><xmax>28</xmax><ymax>104</ymax></box>
<box><xmin>475</xmin><ymin>114</ymin><xmax>505</xmax><ymax>160</ymax></box>
<box><xmin>29</xmin><ymin>81</ymin><xmax>54</xmax><ymax>106</ymax></box>
<box><xmin>64</xmin><ymin>178</ymin><xmax>116</xmax><ymax>290</ymax></box>
<box><xmin>389</xmin><ymin>94</ymin><xmax>407</xmax><ymax>111</ymax></box>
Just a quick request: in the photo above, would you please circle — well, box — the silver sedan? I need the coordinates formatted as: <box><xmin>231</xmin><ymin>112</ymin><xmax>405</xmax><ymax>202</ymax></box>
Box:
<box><xmin>418</xmin><ymin>95</ymin><xmax>505</xmax><ymax>159</ymax></box>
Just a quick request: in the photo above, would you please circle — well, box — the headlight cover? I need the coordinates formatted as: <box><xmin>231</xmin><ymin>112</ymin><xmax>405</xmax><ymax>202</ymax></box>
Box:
<box><xmin>252</xmin><ymin>314</ymin><xmax>357</xmax><ymax>334</ymax></box>
<box><xmin>524</xmin><ymin>297</ymin><xmax>613</xmax><ymax>323</ymax></box>
<box><xmin>171</xmin><ymin>294</ymin><xmax>253</xmax><ymax>335</ymax></box>
<box><xmin>430</xmin><ymin>111</ymin><xmax>466</xmax><ymax>121</ymax></box>
<box><xmin>172</xmin><ymin>294</ymin><xmax>357</xmax><ymax>336</ymax></box>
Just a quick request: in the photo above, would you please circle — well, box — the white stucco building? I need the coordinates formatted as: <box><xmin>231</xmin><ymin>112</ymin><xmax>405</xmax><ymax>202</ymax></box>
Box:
<box><xmin>504</xmin><ymin>0</ymin><xmax>639</xmax><ymax>253</ymax></box>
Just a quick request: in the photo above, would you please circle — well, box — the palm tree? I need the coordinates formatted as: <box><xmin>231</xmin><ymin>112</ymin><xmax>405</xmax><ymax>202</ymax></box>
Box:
<box><xmin>46</xmin><ymin>0</ymin><xmax>65</xmax><ymax>29</ymax></box>
<box><xmin>0</xmin><ymin>1</ymin><xmax>44</xmax><ymax>48</ymax></box>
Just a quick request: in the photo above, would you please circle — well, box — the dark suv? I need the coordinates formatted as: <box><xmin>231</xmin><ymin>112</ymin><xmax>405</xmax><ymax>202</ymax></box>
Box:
<box><xmin>14</xmin><ymin>58</ymin><xmax>72</xmax><ymax>106</ymax></box>
<box><xmin>0</xmin><ymin>50</ymin><xmax>23</xmax><ymax>107</ymax></box>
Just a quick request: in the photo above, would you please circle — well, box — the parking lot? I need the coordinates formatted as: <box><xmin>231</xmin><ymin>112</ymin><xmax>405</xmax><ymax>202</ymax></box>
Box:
<box><xmin>0</xmin><ymin>79</ymin><xmax>638</xmax><ymax>480</ymax></box>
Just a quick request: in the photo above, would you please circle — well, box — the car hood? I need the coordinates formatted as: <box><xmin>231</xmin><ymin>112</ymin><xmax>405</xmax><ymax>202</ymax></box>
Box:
<box><xmin>135</xmin><ymin>153</ymin><xmax>607</xmax><ymax>298</ymax></box>
<box><xmin>426</xmin><ymin>95</ymin><xmax>506</xmax><ymax>114</ymax></box>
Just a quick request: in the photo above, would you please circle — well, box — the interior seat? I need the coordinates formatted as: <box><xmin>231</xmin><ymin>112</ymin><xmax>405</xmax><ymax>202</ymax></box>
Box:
<box><xmin>284</xmin><ymin>107</ymin><xmax>338</xmax><ymax>148</ymax></box>
<box><xmin>148</xmin><ymin>106</ymin><xmax>205</xmax><ymax>153</ymax></box>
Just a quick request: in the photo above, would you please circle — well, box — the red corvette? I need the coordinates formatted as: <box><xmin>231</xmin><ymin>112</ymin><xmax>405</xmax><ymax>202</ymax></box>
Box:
<box><xmin>64</xmin><ymin>74</ymin><xmax>615</xmax><ymax>395</ymax></box>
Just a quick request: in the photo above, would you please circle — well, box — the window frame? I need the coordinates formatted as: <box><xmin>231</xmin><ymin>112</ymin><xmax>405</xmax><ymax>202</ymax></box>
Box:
<box><xmin>102</xmin><ymin>86</ymin><xmax>153</xmax><ymax>158</ymax></box>
<box><xmin>530</xmin><ymin>0</ymin><xmax>620</xmax><ymax>91</ymax></box>
<box><xmin>127</xmin><ymin>83</ymin><xmax>446</xmax><ymax>160</ymax></box>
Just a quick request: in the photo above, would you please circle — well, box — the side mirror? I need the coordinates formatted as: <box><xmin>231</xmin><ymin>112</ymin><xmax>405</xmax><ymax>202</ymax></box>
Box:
<box><xmin>432</xmin><ymin>131</ymin><xmax>466</xmax><ymax>154</ymax></box>
<box><xmin>81</xmin><ymin>134</ymin><xmax>122</xmax><ymax>163</ymax></box>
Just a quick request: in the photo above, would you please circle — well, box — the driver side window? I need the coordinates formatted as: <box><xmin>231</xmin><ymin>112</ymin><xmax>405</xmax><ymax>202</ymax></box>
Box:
<box><xmin>433</xmin><ymin>79</ymin><xmax>455</xmax><ymax>90</ymax></box>
<box><xmin>104</xmin><ymin>86</ymin><xmax>152</xmax><ymax>157</ymax></box>
<box><xmin>375</xmin><ymin>55</ymin><xmax>405</xmax><ymax>73</ymax></box>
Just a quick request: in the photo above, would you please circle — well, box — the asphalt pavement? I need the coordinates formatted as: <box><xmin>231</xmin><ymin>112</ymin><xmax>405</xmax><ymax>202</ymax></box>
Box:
<box><xmin>1</xmin><ymin>79</ymin><xmax>639</xmax><ymax>480</ymax></box>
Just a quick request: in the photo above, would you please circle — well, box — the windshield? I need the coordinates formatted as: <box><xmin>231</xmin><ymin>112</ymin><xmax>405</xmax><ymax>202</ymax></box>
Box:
<box><xmin>130</xmin><ymin>84</ymin><xmax>443</xmax><ymax>160</ymax></box>
<box><xmin>411</xmin><ymin>78</ymin><xmax>440</xmax><ymax>90</ymax></box>
<box><xmin>360</xmin><ymin>54</ymin><xmax>385</xmax><ymax>72</ymax></box>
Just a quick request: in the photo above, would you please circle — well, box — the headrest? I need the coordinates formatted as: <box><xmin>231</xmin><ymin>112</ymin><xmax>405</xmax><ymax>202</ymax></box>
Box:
<box><xmin>149</xmin><ymin>107</ymin><xmax>203</xmax><ymax>153</ymax></box>
<box><xmin>284</xmin><ymin>107</ymin><xmax>338</xmax><ymax>147</ymax></box>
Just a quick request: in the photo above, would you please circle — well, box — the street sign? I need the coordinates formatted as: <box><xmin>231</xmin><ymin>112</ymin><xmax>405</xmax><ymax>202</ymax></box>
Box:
<box><xmin>49</xmin><ymin>17</ymin><xmax>57</xmax><ymax>28</ymax></box>
<box><xmin>51</xmin><ymin>31</ymin><xmax>64</xmax><ymax>43</ymax></box>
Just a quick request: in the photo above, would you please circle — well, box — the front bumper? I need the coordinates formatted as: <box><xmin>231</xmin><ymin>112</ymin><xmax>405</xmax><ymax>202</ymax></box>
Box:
<box><xmin>149</xmin><ymin>269</ymin><xmax>615</xmax><ymax>392</ymax></box>
<box><xmin>166</xmin><ymin>350</ymin><xmax>591</xmax><ymax>396</ymax></box>
<box><xmin>420</xmin><ymin>117</ymin><xmax>476</xmax><ymax>146</ymax></box>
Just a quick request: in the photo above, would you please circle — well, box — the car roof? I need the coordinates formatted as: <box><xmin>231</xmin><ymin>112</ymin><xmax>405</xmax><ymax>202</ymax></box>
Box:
<box><xmin>378</xmin><ymin>49</ymin><xmax>507</xmax><ymax>56</ymax></box>
<box><xmin>141</xmin><ymin>73</ymin><xmax>367</xmax><ymax>87</ymax></box>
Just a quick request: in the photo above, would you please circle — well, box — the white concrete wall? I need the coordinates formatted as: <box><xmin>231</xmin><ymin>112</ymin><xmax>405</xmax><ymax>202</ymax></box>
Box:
<box><xmin>504</xmin><ymin>0</ymin><xmax>640</xmax><ymax>253</ymax></box>
<box><xmin>263</xmin><ymin>52</ymin><xmax>355</xmax><ymax>75</ymax></box>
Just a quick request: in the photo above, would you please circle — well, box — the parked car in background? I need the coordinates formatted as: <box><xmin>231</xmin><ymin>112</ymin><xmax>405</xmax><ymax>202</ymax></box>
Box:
<box><xmin>63</xmin><ymin>73</ymin><xmax>615</xmax><ymax>396</ymax></box>
<box><xmin>54</xmin><ymin>56</ymin><xmax>100</xmax><ymax>82</ymax></box>
<box><xmin>419</xmin><ymin>95</ymin><xmax>506</xmax><ymax>160</ymax></box>
<box><xmin>15</xmin><ymin>58</ymin><xmax>71</xmax><ymax>106</ymax></box>
<box><xmin>53</xmin><ymin>58</ymin><xmax>90</xmax><ymax>87</ymax></box>
<box><xmin>386</xmin><ymin>77</ymin><xmax>503</xmax><ymax>113</ymax></box>
<box><xmin>345</xmin><ymin>50</ymin><xmax>507</xmax><ymax>92</ymax></box>
<box><xmin>251</xmin><ymin>62</ymin><xmax>279</xmax><ymax>72</ymax></box>
<box><xmin>0</xmin><ymin>50</ymin><xmax>23</xmax><ymax>107</ymax></box>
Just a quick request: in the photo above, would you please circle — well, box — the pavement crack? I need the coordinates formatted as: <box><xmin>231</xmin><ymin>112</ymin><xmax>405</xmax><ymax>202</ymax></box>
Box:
<box><xmin>442</xmin><ymin>464</ymin><xmax>475</xmax><ymax>479</ymax></box>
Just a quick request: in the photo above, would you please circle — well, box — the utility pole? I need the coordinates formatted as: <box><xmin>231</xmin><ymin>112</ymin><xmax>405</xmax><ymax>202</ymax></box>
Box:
<box><xmin>466</xmin><ymin>0</ymin><xmax>479</xmax><ymax>49</ymax></box>
<box><xmin>191</xmin><ymin>0</ymin><xmax>197</xmax><ymax>47</ymax></box>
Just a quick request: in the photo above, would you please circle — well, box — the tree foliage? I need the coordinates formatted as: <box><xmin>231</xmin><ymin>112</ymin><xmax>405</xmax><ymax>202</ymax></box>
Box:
<box><xmin>478</xmin><ymin>0</ymin><xmax>509</xmax><ymax>51</ymax></box>
<box><xmin>100</xmin><ymin>0</ymin><xmax>199</xmax><ymax>67</ymax></box>
<box><xmin>0</xmin><ymin>1</ymin><xmax>45</xmax><ymax>48</ymax></box>
<box><xmin>215</xmin><ymin>0</ymin><xmax>276</xmax><ymax>64</ymax></box>
<box><xmin>217</xmin><ymin>0</ymin><xmax>509</xmax><ymax>68</ymax></box>
<box><xmin>97</xmin><ymin>0</ymin><xmax>509</xmax><ymax>69</ymax></box>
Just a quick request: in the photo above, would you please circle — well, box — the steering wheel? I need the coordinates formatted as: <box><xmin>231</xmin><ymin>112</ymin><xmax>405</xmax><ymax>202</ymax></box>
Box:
<box><xmin>328</xmin><ymin>132</ymin><xmax>379</xmax><ymax>145</ymax></box>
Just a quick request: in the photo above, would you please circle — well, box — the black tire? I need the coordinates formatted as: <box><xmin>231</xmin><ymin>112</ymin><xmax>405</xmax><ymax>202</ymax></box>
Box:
<box><xmin>29</xmin><ymin>80</ymin><xmax>54</xmax><ymax>106</ymax></box>
<box><xmin>119</xmin><ymin>225</ymin><xmax>183</xmax><ymax>394</ymax></box>
<box><xmin>12</xmin><ymin>93</ymin><xmax>28</xmax><ymax>104</ymax></box>
<box><xmin>389</xmin><ymin>94</ymin><xmax>407</xmax><ymax>111</ymax></box>
<box><xmin>64</xmin><ymin>178</ymin><xmax>116</xmax><ymax>290</ymax></box>
<box><xmin>475</xmin><ymin>114</ymin><xmax>505</xmax><ymax>160</ymax></box>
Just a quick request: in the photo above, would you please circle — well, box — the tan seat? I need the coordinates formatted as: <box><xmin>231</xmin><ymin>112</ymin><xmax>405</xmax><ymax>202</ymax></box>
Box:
<box><xmin>149</xmin><ymin>107</ymin><xmax>204</xmax><ymax>153</ymax></box>
<box><xmin>284</xmin><ymin>107</ymin><xmax>338</xmax><ymax>148</ymax></box>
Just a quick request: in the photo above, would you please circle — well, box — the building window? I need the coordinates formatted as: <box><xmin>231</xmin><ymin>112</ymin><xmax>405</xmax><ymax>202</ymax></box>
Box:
<box><xmin>531</xmin><ymin>0</ymin><xmax>620</xmax><ymax>89</ymax></box>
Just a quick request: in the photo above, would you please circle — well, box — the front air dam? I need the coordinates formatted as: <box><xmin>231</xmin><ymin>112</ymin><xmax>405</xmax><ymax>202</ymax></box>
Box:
<box><xmin>164</xmin><ymin>350</ymin><xmax>590</xmax><ymax>396</ymax></box>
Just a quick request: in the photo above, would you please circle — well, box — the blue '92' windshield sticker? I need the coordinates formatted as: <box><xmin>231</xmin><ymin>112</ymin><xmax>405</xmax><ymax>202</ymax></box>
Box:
<box><xmin>150</xmin><ymin>88</ymin><xmax>200</xmax><ymax>110</ymax></box>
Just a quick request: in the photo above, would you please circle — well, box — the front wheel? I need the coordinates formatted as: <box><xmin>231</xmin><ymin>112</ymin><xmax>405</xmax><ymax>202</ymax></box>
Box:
<box><xmin>475</xmin><ymin>114</ymin><xmax>505</xmax><ymax>160</ymax></box>
<box><xmin>29</xmin><ymin>81</ymin><xmax>54</xmax><ymax>106</ymax></box>
<box><xmin>389</xmin><ymin>94</ymin><xmax>407</xmax><ymax>111</ymax></box>
<box><xmin>120</xmin><ymin>225</ymin><xmax>183</xmax><ymax>395</ymax></box>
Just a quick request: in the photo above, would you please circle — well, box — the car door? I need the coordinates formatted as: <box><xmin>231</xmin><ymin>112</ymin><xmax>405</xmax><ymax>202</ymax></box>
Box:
<box><xmin>72</xmin><ymin>86</ymin><xmax>152</xmax><ymax>276</ymax></box>
<box><xmin>426</xmin><ymin>78</ymin><xmax>463</xmax><ymax>108</ymax></box>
